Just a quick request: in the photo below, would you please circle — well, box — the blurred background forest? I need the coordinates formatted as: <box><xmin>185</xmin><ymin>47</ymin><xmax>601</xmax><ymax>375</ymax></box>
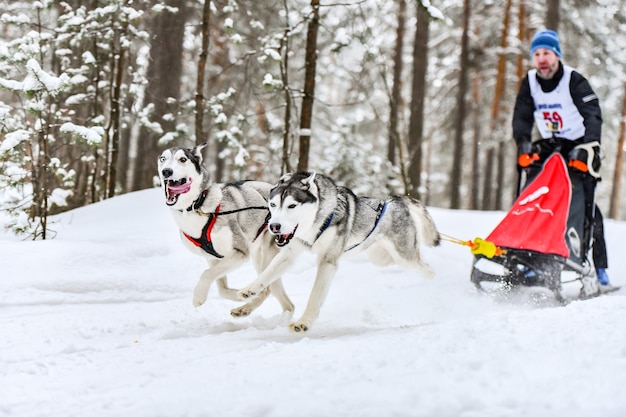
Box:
<box><xmin>1</xmin><ymin>0</ymin><xmax>625</xmax><ymax>239</ymax></box>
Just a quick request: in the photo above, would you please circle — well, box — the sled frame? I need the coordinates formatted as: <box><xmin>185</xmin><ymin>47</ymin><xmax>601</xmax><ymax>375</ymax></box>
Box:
<box><xmin>470</xmin><ymin>248</ymin><xmax>598</xmax><ymax>302</ymax></box>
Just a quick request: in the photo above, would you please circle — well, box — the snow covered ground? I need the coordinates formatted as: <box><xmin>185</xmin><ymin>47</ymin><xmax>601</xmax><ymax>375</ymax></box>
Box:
<box><xmin>1</xmin><ymin>188</ymin><xmax>625</xmax><ymax>417</ymax></box>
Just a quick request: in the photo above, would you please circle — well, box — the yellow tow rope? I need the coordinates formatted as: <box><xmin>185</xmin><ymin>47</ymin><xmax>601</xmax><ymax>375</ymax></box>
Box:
<box><xmin>440</xmin><ymin>233</ymin><xmax>506</xmax><ymax>258</ymax></box>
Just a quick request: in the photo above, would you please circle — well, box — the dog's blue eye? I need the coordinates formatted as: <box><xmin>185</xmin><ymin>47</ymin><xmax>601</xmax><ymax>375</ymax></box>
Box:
<box><xmin>288</xmin><ymin>204</ymin><xmax>296</xmax><ymax>209</ymax></box>
<box><xmin>270</xmin><ymin>202</ymin><xmax>276</xmax><ymax>208</ymax></box>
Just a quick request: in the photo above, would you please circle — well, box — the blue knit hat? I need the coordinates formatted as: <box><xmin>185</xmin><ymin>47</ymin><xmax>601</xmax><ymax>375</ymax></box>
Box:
<box><xmin>530</xmin><ymin>30</ymin><xmax>562</xmax><ymax>58</ymax></box>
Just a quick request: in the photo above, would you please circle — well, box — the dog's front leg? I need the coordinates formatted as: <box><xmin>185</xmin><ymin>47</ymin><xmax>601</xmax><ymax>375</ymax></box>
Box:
<box><xmin>237</xmin><ymin>245</ymin><xmax>300</xmax><ymax>300</ymax></box>
<box><xmin>193</xmin><ymin>255</ymin><xmax>247</xmax><ymax>307</ymax></box>
<box><xmin>290</xmin><ymin>261</ymin><xmax>337</xmax><ymax>332</ymax></box>
<box><xmin>230</xmin><ymin>287</ymin><xmax>271</xmax><ymax>317</ymax></box>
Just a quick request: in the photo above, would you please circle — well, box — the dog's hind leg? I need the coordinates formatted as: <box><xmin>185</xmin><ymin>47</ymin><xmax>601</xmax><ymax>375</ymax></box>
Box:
<box><xmin>215</xmin><ymin>277</ymin><xmax>241</xmax><ymax>301</ymax></box>
<box><xmin>193</xmin><ymin>256</ymin><xmax>247</xmax><ymax>307</ymax></box>
<box><xmin>390</xmin><ymin>250</ymin><xmax>436</xmax><ymax>280</ymax></box>
<box><xmin>269</xmin><ymin>279</ymin><xmax>294</xmax><ymax>315</ymax></box>
<box><xmin>290</xmin><ymin>261</ymin><xmax>337</xmax><ymax>332</ymax></box>
<box><xmin>391</xmin><ymin>241</ymin><xmax>436</xmax><ymax>280</ymax></box>
<box><xmin>402</xmin><ymin>260</ymin><xmax>435</xmax><ymax>280</ymax></box>
<box><xmin>366</xmin><ymin>245</ymin><xmax>394</xmax><ymax>267</ymax></box>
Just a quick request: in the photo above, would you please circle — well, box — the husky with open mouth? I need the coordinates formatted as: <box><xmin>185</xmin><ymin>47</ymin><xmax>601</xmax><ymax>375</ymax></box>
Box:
<box><xmin>237</xmin><ymin>171</ymin><xmax>441</xmax><ymax>332</ymax></box>
<box><xmin>158</xmin><ymin>144</ymin><xmax>293</xmax><ymax>318</ymax></box>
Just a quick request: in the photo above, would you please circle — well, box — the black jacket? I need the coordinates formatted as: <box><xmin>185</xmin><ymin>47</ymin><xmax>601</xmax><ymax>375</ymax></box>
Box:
<box><xmin>512</xmin><ymin>62</ymin><xmax>602</xmax><ymax>147</ymax></box>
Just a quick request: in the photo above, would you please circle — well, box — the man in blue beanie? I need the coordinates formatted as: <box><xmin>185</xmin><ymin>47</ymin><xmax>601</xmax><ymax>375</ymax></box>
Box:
<box><xmin>512</xmin><ymin>29</ymin><xmax>614</xmax><ymax>293</ymax></box>
<box><xmin>530</xmin><ymin>29</ymin><xmax>562</xmax><ymax>59</ymax></box>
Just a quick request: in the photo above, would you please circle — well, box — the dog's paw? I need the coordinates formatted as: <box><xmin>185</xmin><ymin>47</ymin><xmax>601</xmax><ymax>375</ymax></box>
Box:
<box><xmin>289</xmin><ymin>321</ymin><xmax>310</xmax><ymax>333</ymax></box>
<box><xmin>237</xmin><ymin>284</ymin><xmax>264</xmax><ymax>300</ymax></box>
<box><xmin>421</xmin><ymin>264</ymin><xmax>436</xmax><ymax>280</ymax></box>
<box><xmin>192</xmin><ymin>290</ymin><xmax>208</xmax><ymax>307</ymax></box>
<box><xmin>230</xmin><ymin>305</ymin><xmax>252</xmax><ymax>318</ymax></box>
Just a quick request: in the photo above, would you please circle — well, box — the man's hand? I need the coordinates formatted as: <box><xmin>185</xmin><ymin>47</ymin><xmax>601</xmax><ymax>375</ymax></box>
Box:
<box><xmin>568</xmin><ymin>142</ymin><xmax>601</xmax><ymax>178</ymax></box>
<box><xmin>568</xmin><ymin>147</ymin><xmax>590</xmax><ymax>172</ymax></box>
<box><xmin>517</xmin><ymin>141</ymin><xmax>539</xmax><ymax>167</ymax></box>
<box><xmin>518</xmin><ymin>153</ymin><xmax>540</xmax><ymax>167</ymax></box>
<box><xmin>568</xmin><ymin>158</ymin><xmax>588</xmax><ymax>172</ymax></box>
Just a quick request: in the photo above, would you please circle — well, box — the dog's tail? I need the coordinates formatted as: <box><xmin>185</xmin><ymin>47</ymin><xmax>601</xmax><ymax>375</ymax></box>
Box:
<box><xmin>407</xmin><ymin>198</ymin><xmax>440</xmax><ymax>247</ymax></box>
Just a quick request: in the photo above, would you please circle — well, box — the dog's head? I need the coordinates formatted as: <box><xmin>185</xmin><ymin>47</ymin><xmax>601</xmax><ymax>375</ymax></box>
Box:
<box><xmin>157</xmin><ymin>144</ymin><xmax>209</xmax><ymax>209</ymax></box>
<box><xmin>268</xmin><ymin>172</ymin><xmax>319</xmax><ymax>246</ymax></box>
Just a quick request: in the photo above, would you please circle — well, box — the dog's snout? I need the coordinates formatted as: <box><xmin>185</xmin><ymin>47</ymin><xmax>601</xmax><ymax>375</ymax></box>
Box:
<box><xmin>161</xmin><ymin>168</ymin><xmax>173</xmax><ymax>179</ymax></box>
<box><xmin>269</xmin><ymin>223</ymin><xmax>281</xmax><ymax>234</ymax></box>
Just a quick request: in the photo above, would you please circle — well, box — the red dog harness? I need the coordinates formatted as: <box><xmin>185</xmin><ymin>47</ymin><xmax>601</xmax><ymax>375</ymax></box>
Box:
<box><xmin>183</xmin><ymin>204</ymin><xmax>223</xmax><ymax>258</ymax></box>
<box><xmin>183</xmin><ymin>204</ymin><xmax>271</xmax><ymax>259</ymax></box>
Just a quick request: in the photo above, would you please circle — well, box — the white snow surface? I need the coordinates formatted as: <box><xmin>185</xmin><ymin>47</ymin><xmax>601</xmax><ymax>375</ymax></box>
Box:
<box><xmin>1</xmin><ymin>188</ymin><xmax>625</xmax><ymax>417</ymax></box>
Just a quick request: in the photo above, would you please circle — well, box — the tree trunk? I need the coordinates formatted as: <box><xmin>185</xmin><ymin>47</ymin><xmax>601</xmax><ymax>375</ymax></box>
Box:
<box><xmin>297</xmin><ymin>0</ymin><xmax>320</xmax><ymax>172</ymax></box>
<box><xmin>470</xmin><ymin>73</ymin><xmax>481</xmax><ymax>210</ymax></box>
<box><xmin>131</xmin><ymin>0</ymin><xmax>187</xmax><ymax>191</ymax></box>
<box><xmin>513</xmin><ymin>0</ymin><xmax>528</xmax><ymax>204</ymax></box>
<box><xmin>195</xmin><ymin>0</ymin><xmax>211</xmax><ymax>147</ymax></box>
<box><xmin>33</xmin><ymin>129</ymin><xmax>49</xmax><ymax>239</ymax></box>
<box><xmin>608</xmin><ymin>84</ymin><xmax>626</xmax><ymax>219</ymax></box>
<box><xmin>482</xmin><ymin>147</ymin><xmax>495</xmax><ymax>210</ymax></box>
<box><xmin>546</xmin><ymin>0</ymin><xmax>560</xmax><ymax>31</ymax></box>
<box><xmin>209</xmin><ymin>22</ymin><xmax>232</xmax><ymax>183</ymax></box>
<box><xmin>388</xmin><ymin>0</ymin><xmax>406</xmax><ymax>167</ymax></box>
<box><xmin>449</xmin><ymin>0</ymin><xmax>471</xmax><ymax>209</ymax></box>
<box><xmin>491</xmin><ymin>0</ymin><xmax>512</xmax><ymax>210</ymax></box>
<box><xmin>516</xmin><ymin>0</ymin><xmax>527</xmax><ymax>88</ymax></box>
<box><xmin>106</xmin><ymin>28</ymin><xmax>127</xmax><ymax>199</ymax></box>
<box><xmin>406</xmin><ymin>1</ymin><xmax>429</xmax><ymax>198</ymax></box>
<box><xmin>280</xmin><ymin>22</ymin><xmax>293</xmax><ymax>174</ymax></box>
<box><xmin>490</xmin><ymin>0</ymin><xmax>511</xmax><ymax>130</ymax></box>
<box><xmin>495</xmin><ymin>139</ymin><xmax>507</xmax><ymax>209</ymax></box>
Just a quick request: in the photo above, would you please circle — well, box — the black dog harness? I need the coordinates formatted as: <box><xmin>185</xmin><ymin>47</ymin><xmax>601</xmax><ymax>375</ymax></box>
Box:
<box><xmin>345</xmin><ymin>200</ymin><xmax>388</xmax><ymax>252</ymax></box>
<box><xmin>313</xmin><ymin>200</ymin><xmax>388</xmax><ymax>251</ymax></box>
<box><xmin>182</xmin><ymin>190</ymin><xmax>269</xmax><ymax>258</ymax></box>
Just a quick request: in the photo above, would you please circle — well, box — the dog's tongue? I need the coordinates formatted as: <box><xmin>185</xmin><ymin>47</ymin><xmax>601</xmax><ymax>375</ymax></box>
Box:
<box><xmin>275</xmin><ymin>230</ymin><xmax>296</xmax><ymax>247</ymax></box>
<box><xmin>168</xmin><ymin>179</ymin><xmax>192</xmax><ymax>194</ymax></box>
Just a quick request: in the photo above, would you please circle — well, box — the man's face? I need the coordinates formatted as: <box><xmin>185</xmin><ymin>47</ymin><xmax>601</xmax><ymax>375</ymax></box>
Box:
<box><xmin>532</xmin><ymin>48</ymin><xmax>560</xmax><ymax>79</ymax></box>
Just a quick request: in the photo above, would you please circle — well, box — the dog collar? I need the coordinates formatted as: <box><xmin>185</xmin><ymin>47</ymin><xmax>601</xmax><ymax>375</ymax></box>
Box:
<box><xmin>183</xmin><ymin>204</ymin><xmax>224</xmax><ymax>258</ymax></box>
<box><xmin>186</xmin><ymin>189</ymin><xmax>209</xmax><ymax>212</ymax></box>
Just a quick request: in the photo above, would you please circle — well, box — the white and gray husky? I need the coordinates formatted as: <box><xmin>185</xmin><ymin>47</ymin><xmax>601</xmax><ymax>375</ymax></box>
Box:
<box><xmin>158</xmin><ymin>144</ymin><xmax>294</xmax><ymax>317</ymax></box>
<box><xmin>238</xmin><ymin>171</ymin><xmax>440</xmax><ymax>332</ymax></box>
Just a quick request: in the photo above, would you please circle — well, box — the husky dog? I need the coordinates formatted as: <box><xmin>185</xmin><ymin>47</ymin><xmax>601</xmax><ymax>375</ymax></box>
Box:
<box><xmin>158</xmin><ymin>144</ymin><xmax>294</xmax><ymax>317</ymax></box>
<box><xmin>238</xmin><ymin>171</ymin><xmax>440</xmax><ymax>332</ymax></box>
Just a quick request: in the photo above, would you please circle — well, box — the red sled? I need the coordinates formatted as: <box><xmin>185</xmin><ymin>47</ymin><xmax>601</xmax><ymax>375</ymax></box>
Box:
<box><xmin>470</xmin><ymin>153</ymin><xmax>599</xmax><ymax>302</ymax></box>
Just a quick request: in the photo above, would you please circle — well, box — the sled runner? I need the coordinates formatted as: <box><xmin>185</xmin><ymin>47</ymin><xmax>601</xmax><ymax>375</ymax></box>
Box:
<box><xmin>470</xmin><ymin>153</ymin><xmax>601</xmax><ymax>302</ymax></box>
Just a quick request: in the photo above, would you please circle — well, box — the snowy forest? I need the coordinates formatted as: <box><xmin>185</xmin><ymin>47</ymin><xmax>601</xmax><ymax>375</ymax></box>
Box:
<box><xmin>1</xmin><ymin>0</ymin><xmax>625</xmax><ymax>239</ymax></box>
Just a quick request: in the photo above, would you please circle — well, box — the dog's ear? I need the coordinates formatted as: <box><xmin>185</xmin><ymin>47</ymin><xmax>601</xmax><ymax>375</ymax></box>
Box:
<box><xmin>301</xmin><ymin>171</ymin><xmax>316</xmax><ymax>189</ymax></box>
<box><xmin>192</xmin><ymin>143</ymin><xmax>207</xmax><ymax>163</ymax></box>
<box><xmin>278</xmin><ymin>173</ymin><xmax>292</xmax><ymax>184</ymax></box>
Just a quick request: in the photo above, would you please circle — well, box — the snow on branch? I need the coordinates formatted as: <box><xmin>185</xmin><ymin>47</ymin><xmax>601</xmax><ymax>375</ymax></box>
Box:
<box><xmin>60</xmin><ymin>123</ymin><xmax>104</xmax><ymax>145</ymax></box>
<box><xmin>0</xmin><ymin>129</ymin><xmax>30</xmax><ymax>154</ymax></box>
<box><xmin>0</xmin><ymin>59</ymin><xmax>69</xmax><ymax>96</ymax></box>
